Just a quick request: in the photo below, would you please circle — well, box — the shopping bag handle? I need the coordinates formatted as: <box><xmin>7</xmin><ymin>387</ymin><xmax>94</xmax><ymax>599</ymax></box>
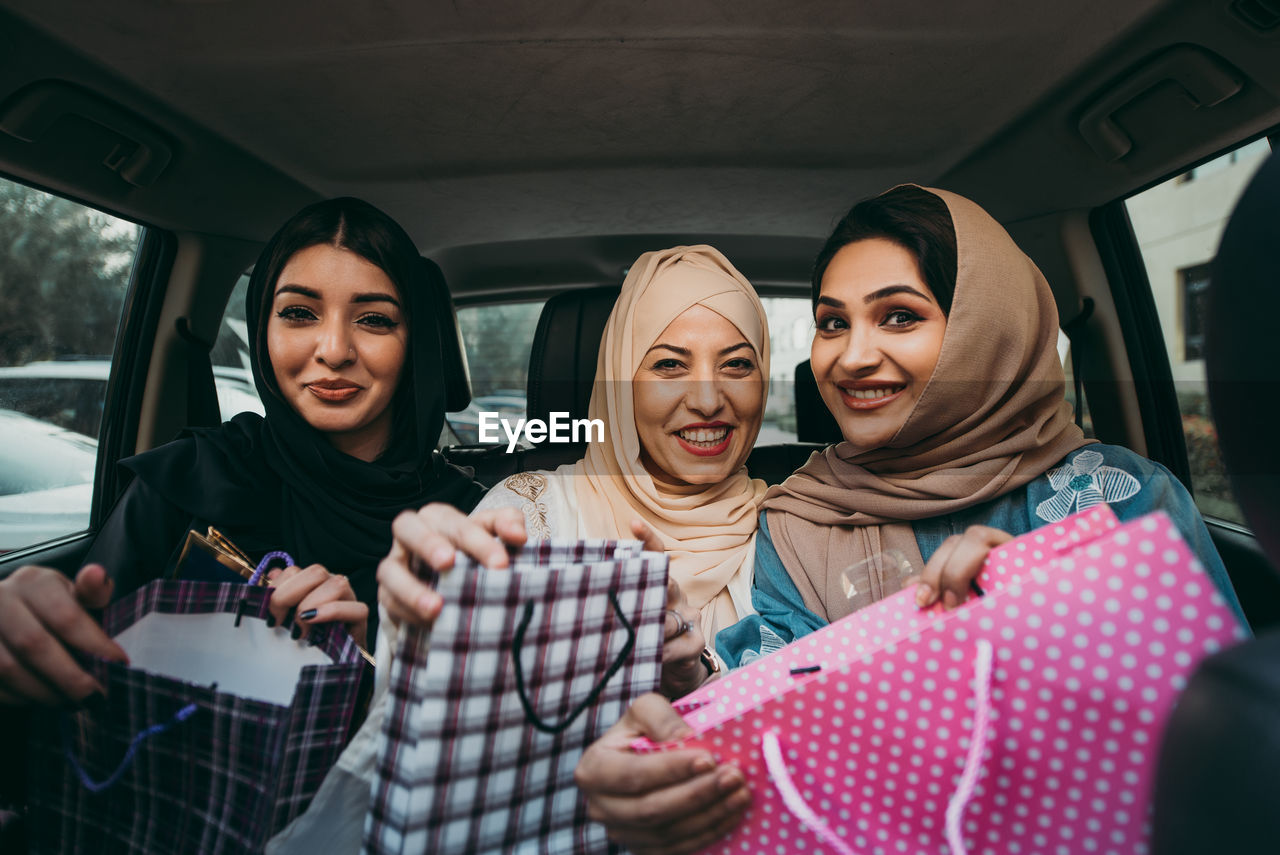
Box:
<box><xmin>248</xmin><ymin>550</ymin><xmax>294</xmax><ymax>586</ymax></box>
<box><xmin>511</xmin><ymin>589</ymin><xmax>635</xmax><ymax>735</ymax></box>
<box><xmin>760</xmin><ymin>731</ymin><xmax>857</xmax><ymax>855</ymax></box>
<box><xmin>235</xmin><ymin>550</ymin><xmax>295</xmax><ymax>626</ymax></box>
<box><xmin>761</xmin><ymin>639</ymin><xmax>995</xmax><ymax>855</ymax></box>
<box><xmin>63</xmin><ymin>702</ymin><xmax>199</xmax><ymax>793</ymax></box>
<box><xmin>945</xmin><ymin>639</ymin><xmax>994</xmax><ymax>855</ymax></box>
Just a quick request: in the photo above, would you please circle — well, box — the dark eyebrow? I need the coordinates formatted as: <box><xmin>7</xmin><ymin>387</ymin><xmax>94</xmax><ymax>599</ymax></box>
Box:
<box><xmin>646</xmin><ymin>343</ymin><xmax>691</xmax><ymax>357</ymax></box>
<box><xmin>815</xmin><ymin>286</ymin><xmax>935</xmax><ymax>311</ymax></box>
<box><xmin>274</xmin><ymin>284</ymin><xmax>401</xmax><ymax>309</ymax></box>
<box><xmin>275</xmin><ymin>284</ymin><xmax>320</xmax><ymax>300</ymax></box>
<box><xmin>719</xmin><ymin>342</ymin><xmax>754</xmax><ymax>357</ymax></box>
<box><xmin>864</xmin><ymin>284</ymin><xmax>934</xmax><ymax>305</ymax></box>
<box><xmin>352</xmin><ymin>292</ymin><xmax>401</xmax><ymax>308</ymax></box>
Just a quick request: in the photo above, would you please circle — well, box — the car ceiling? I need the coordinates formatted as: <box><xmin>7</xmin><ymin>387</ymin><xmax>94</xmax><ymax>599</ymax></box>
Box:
<box><xmin>1</xmin><ymin>0</ymin><xmax>1278</xmax><ymax>294</ymax></box>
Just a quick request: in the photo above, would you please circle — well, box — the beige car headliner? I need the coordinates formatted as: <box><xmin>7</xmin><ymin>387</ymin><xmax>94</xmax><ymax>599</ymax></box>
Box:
<box><xmin>1</xmin><ymin>0</ymin><xmax>1171</xmax><ymax>253</ymax></box>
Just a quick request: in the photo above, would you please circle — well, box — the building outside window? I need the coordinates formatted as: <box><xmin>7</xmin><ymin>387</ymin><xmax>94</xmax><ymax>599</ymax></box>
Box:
<box><xmin>1180</xmin><ymin>262</ymin><xmax>1211</xmax><ymax>362</ymax></box>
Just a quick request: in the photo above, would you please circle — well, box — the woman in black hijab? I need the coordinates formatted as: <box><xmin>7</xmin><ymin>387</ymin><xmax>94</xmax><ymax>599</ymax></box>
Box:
<box><xmin>0</xmin><ymin>197</ymin><xmax>483</xmax><ymax>705</ymax></box>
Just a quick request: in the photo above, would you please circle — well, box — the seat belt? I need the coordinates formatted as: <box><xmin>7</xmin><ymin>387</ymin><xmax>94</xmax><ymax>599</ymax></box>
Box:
<box><xmin>1061</xmin><ymin>298</ymin><xmax>1095</xmax><ymax>429</ymax></box>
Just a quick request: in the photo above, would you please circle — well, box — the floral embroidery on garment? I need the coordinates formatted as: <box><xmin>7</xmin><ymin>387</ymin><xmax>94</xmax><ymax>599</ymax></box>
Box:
<box><xmin>1035</xmin><ymin>449</ymin><xmax>1140</xmax><ymax>523</ymax></box>
<box><xmin>739</xmin><ymin>624</ymin><xmax>787</xmax><ymax>666</ymax></box>
<box><xmin>504</xmin><ymin>472</ymin><xmax>553</xmax><ymax>540</ymax></box>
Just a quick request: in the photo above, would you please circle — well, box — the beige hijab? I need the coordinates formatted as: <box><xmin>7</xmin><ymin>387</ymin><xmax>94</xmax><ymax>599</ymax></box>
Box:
<box><xmin>574</xmin><ymin>245</ymin><xmax>770</xmax><ymax>640</ymax></box>
<box><xmin>763</xmin><ymin>186</ymin><xmax>1091</xmax><ymax>623</ymax></box>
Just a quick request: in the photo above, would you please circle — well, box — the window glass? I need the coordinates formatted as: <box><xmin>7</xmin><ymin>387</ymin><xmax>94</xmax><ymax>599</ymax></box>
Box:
<box><xmin>0</xmin><ymin>176</ymin><xmax>142</xmax><ymax>552</ymax></box>
<box><xmin>447</xmin><ymin>300</ymin><xmax>545</xmax><ymax>445</ymax></box>
<box><xmin>1124</xmin><ymin>138</ymin><xmax>1273</xmax><ymax>525</ymax></box>
<box><xmin>211</xmin><ymin>273</ymin><xmax>264</xmax><ymax>418</ymax></box>
<box><xmin>760</xmin><ymin>297</ymin><xmax>813</xmax><ymax>444</ymax></box>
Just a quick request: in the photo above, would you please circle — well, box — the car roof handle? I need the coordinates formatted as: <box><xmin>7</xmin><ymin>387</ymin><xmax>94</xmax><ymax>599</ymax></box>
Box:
<box><xmin>1077</xmin><ymin>46</ymin><xmax>1243</xmax><ymax>162</ymax></box>
<box><xmin>0</xmin><ymin>80</ymin><xmax>173</xmax><ymax>186</ymax></box>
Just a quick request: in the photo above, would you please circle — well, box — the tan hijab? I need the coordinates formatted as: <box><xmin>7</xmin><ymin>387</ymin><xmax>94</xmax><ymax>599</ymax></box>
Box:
<box><xmin>763</xmin><ymin>186</ymin><xmax>1091</xmax><ymax>623</ymax></box>
<box><xmin>574</xmin><ymin>245</ymin><xmax>770</xmax><ymax>640</ymax></box>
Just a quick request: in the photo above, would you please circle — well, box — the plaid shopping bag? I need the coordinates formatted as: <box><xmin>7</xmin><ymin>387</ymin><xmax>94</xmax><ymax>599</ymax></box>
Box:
<box><xmin>365</xmin><ymin>539</ymin><xmax>669</xmax><ymax>855</ymax></box>
<box><xmin>635</xmin><ymin>506</ymin><xmax>1247</xmax><ymax>855</ymax></box>
<box><xmin>27</xmin><ymin>579</ymin><xmax>366</xmax><ymax>855</ymax></box>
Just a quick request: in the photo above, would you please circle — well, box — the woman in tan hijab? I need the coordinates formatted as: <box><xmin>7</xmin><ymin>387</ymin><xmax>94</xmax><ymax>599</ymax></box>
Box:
<box><xmin>715</xmin><ymin>183</ymin><xmax>1242</xmax><ymax>664</ymax></box>
<box><xmin>382</xmin><ymin>245</ymin><xmax>770</xmax><ymax>698</ymax></box>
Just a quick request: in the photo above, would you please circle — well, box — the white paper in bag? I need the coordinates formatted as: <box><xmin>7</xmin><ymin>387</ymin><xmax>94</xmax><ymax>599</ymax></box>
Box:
<box><xmin>114</xmin><ymin>612</ymin><xmax>332</xmax><ymax>705</ymax></box>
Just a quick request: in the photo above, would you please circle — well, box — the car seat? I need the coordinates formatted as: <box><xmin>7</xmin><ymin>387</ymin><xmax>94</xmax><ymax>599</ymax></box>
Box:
<box><xmin>420</xmin><ymin>257</ymin><xmax>472</xmax><ymax>414</ymax></box>
<box><xmin>441</xmin><ymin>286</ymin><xmax>618</xmax><ymax>486</ymax></box>
<box><xmin>738</xmin><ymin>357</ymin><xmax>840</xmax><ymax>487</ymax></box>
<box><xmin>1151</xmin><ymin>149</ymin><xmax>1280</xmax><ymax>854</ymax></box>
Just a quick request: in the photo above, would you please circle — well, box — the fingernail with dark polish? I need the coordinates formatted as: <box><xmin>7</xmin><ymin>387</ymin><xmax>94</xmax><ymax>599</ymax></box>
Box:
<box><xmin>299</xmin><ymin>608</ymin><xmax>317</xmax><ymax>621</ymax></box>
<box><xmin>291</xmin><ymin>625</ymin><xmax>302</xmax><ymax>640</ymax></box>
<box><xmin>265</xmin><ymin>612</ymin><xmax>276</xmax><ymax>628</ymax></box>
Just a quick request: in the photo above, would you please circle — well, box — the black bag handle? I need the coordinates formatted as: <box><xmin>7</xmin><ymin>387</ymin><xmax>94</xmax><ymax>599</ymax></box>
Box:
<box><xmin>511</xmin><ymin>589</ymin><xmax>635</xmax><ymax>735</ymax></box>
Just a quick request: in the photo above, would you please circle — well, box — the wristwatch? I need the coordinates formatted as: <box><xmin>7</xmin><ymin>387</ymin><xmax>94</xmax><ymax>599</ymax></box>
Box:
<box><xmin>700</xmin><ymin>646</ymin><xmax>722</xmax><ymax>678</ymax></box>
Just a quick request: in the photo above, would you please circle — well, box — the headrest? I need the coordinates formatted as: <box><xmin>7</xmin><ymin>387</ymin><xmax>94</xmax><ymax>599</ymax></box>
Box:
<box><xmin>526</xmin><ymin>286</ymin><xmax>619</xmax><ymax>426</ymax></box>
<box><xmin>420</xmin><ymin>257</ymin><xmax>471</xmax><ymax>413</ymax></box>
<box><xmin>1206</xmin><ymin>149</ymin><xmax>1280</xmax><ymax>570</ymax></box>
<box><xmin>794</xmin><ymin>359</ymin><xmax>844</xmax><ymax>444</ymax></box>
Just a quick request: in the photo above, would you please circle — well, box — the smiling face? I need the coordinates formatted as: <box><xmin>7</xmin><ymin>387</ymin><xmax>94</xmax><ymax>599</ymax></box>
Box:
<box><xmin>811</xmin><ymin>237</ymin><xmax>948</xmax><ymax>452</ymax></box>
<box><xmin>266</xmin><ymin>244</ymin><xmax>408</xmax><ymax>461</ymax></box>
<box><xmin>632</xmin><ymin>304</ymin><xmax>764</xmax><ymax>487</ymax></box>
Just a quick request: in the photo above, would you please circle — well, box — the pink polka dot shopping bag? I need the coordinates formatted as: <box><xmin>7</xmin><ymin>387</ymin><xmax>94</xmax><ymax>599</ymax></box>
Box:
<box><xmin>635</xmin><ymin>506</ymin><xmax>1247</xmax><ymax>855</ymax></box>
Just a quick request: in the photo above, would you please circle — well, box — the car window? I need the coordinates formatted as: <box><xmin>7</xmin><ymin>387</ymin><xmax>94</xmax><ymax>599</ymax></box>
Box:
<box><xmin>446</xmin><ymin>300</ymin><xmax>544</xmax><ymax>445</ymax></box>
<box><xmin>1124</xmin><ymin>137</ymin><xmax>1273</xmax><ymax>526</ymax></box>
<box><xmin>0</xmin><ymin>175</ymin><xmax>142</xmax><ymax>552</ymax></box>
<box><xmin>760</xmin><ymin>297</ymin><xmax>812</xmax><ymax>444</ymax></box>
<box><xmin>211</xmin><ymin>272</ymin><xmax>264</xmax><ymax>418</ymax></box>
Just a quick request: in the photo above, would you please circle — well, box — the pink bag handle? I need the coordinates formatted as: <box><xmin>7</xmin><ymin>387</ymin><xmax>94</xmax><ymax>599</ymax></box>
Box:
<box><xmin>762</xmin><ymin>639</ymin><xmax>995</xmax><ymax>855</ymax></box>
<box><xmin>761</xmin><ymin>730</ymin><xmax>857</xmax><ymax>855</ymax></box>
<box><xmin>946</xmin><ymin>638</ymin><xmax>994</xmax><ymax>855</ymax></box>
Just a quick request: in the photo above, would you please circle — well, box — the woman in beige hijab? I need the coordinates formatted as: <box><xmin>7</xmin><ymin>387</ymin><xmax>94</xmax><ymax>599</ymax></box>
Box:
<box><xmin>268</xmin><ymin>246</ymin><xmax>768</xmax><ymax>854</ymax></box>
<box><xmin>383</xmin><ymin>245</ymin><xmax>770</xmax><ymax>697</ymax></box>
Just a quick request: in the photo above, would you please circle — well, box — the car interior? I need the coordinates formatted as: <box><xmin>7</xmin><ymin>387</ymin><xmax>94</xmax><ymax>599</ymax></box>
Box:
<box><xmin>1</xmin><ymin>0</ymin><xmax>1278</xmax><ymax>721</ymax></box>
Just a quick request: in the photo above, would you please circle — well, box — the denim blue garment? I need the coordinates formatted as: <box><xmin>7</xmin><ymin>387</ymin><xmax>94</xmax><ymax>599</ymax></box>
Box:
<box><xmin>716</xmin><ymin>444</ymin><xmax>1247</xmax><ymax>668</ymax></box>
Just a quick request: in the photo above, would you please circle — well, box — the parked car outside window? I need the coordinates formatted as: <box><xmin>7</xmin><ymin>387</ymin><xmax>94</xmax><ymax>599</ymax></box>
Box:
<box><xmin>0</xmin><ymin>408</ymin><xmax>97</xmax><ymax>552</ymax></box>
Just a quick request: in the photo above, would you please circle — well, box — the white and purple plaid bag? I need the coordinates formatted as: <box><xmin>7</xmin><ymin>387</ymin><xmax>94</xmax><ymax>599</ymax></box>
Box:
<box><xmin>27</xmin><ymin>579</ymin><xmax>367</xmax><ymax>854</ymax></box>
<box><xmin>364</xmin><ymin>539</ymin><xmax>668</xmax><ymax>855</ymax></box>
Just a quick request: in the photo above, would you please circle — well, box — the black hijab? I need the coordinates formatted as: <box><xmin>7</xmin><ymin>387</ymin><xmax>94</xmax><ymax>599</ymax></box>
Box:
<box><xmin>123</xmin><ymin>198</ymin><xmax>483</xmax><ymax>610</ymax></box>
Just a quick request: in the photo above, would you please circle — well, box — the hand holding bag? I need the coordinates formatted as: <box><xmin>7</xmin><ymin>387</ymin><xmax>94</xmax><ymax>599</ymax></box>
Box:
<box><xmin>636</xmin><ymin>506</ymin><xmax>1246</xmax><ymax>854</ymax></box>
<box><xmin>28</xmin><ymin>576</ymin><xmax>367</xmax><ymax>855</ymax></box>
<box><xmin>364</xmin><ymin>539</ymin><xmax>669</xmax><ymax>855</ymax></box>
